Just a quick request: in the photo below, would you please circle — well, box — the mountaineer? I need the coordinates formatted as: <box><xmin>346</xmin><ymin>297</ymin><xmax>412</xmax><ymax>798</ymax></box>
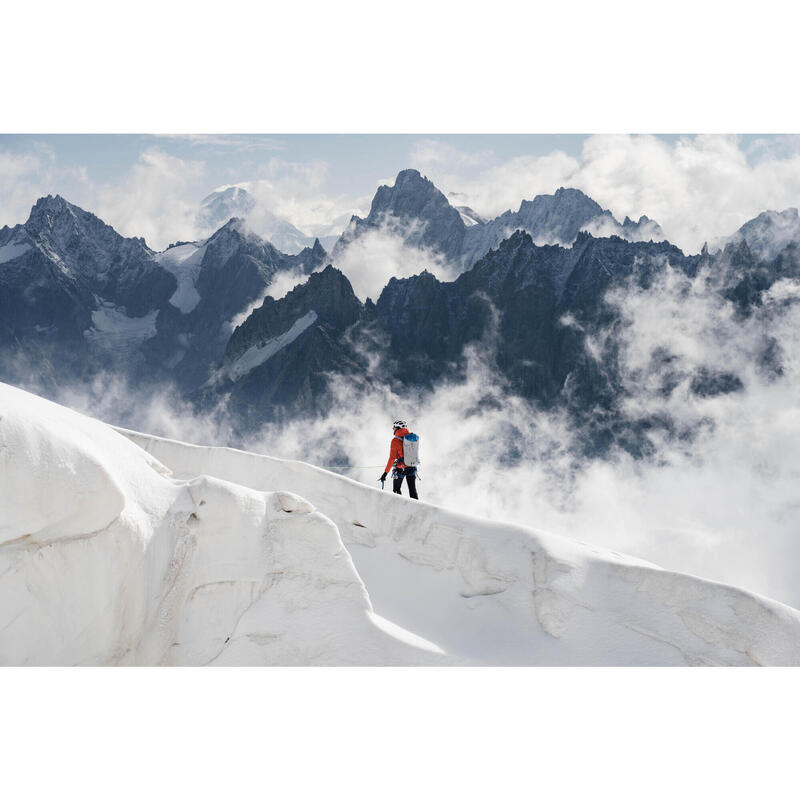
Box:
<box><xmin>378</xmin><ymin>420</ymin><xmax>420</xmax><ymax>500</ymax></box>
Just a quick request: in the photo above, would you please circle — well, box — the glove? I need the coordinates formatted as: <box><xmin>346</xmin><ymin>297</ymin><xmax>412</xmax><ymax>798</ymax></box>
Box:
<box><xmin>379</xmin><ymin>472</ymin><xmax>387</xmax><ymax>482</ymax></box>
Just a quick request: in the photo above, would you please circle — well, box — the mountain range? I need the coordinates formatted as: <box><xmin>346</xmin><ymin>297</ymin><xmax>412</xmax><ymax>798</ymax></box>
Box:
<box><xmin>0</xmin><ymin>195</ymin><xmax>327</xmax><ymax>390</ymax></box>
<box><xmin>333</xmin><ymin>169</ymin><xmax>664</xmax><ymax>270</ymax></box>
<box><xmin>2</xmin><ymin>169</ymin><xmax>800</xmax><ymax>457</ymax></box>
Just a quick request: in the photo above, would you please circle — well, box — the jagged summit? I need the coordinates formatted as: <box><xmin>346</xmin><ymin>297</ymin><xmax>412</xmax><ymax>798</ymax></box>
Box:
<box><xmin>333</xmin><ymin>168</ymin><xmax>467</xmax><ymax>262</ymax></box>
<box><xmin>27</xmin><ymin>193</ymin><xmax>72</xmax><ymax>216</ymax></box>
<box><xmin>23</xmin><ymin>194</ymin><xmax>151</xmax><ymax>250</ymax></box>
<box><xmin>308</xmin><ymin>238</ymin><xmax>326</xmax><ymax>258</ymax></box>
<box><xmin>333</xmin><ymin>171</ymin><xmax>667</xmax><ymax>272</ymax></box>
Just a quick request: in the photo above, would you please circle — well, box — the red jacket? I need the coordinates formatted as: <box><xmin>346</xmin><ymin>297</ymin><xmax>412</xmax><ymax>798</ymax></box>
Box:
<box><xmin>385</xmin><ymin>427</ymin><xmax>410</xmax><ymax>473</ymax></box>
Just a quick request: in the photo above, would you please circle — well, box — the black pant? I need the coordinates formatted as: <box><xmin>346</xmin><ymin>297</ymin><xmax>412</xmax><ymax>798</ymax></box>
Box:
<box><xmin>393</xmin><ymin>467</ymin><xmax>418</xmax><ymax>499</ymax></box>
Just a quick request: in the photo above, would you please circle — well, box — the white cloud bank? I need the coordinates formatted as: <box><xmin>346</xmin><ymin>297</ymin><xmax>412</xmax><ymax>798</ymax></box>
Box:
<box><xmin>8</xmin><ymin>134</ymin><xmax>800</xmax><ymax>257</ymax></box>
<box><xmin>333</xmin><ymin>218</ymin><xmax>460</xmax><ymax>300</ymax></box>
<box><xmin>412</xmin><ymin>134</ymin><xmax>800</xmax><ymax>254</ymax></box>
<box><xmin>0</xmin><ymin>146</ymin><xmax>205</xmax><ymax>251</ymax></box>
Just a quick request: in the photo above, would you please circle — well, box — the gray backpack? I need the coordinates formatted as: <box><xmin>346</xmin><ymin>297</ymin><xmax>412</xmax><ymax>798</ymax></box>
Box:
<box><xmin>402</xmin><ymin>432</ymin><xmax>420</xmax><ymax>467</ymax></box>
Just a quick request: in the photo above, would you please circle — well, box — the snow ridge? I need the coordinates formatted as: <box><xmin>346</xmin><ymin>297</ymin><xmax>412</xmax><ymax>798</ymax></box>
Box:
<box><xmin>2</xmin><ymin>381</ymin><xmax>799</xmax><ymax>666</ymax></box>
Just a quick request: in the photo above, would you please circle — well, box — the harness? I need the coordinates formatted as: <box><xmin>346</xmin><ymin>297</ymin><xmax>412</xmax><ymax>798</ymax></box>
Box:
<box><xmin>390</xmin><ymin>434</ymin><xmax>405</xmax><ymax>475</ymax></box>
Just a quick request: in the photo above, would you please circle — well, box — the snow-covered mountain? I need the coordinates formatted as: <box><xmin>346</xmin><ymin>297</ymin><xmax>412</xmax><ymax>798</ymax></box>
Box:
<box><xmin>2</xmin><ymin>380</ymin><xmax>799</xmax><ymax>666</ymax></box>
<box><xmin>332</xmin><ymin>169</ymin><xmax>665</xmax><ymax>270</ymax></box>
<box><xmin>0</xmin><ymin>195</ymin><xmax>328</xmax><ymax>390</ymax></box>
<box><xmin>198</xmin><ymin>187</ymin><xmax>338</xmax><ymax>254</ymax></box>
<box><xmin>0</xmin><ymin>195</ymin><xmax>176</xmax><ymax>380</ymax></box>
<box><xmin>197</xmin><ymin>186</ymin><xmax>256</xmax><ymax>230</ymax></box>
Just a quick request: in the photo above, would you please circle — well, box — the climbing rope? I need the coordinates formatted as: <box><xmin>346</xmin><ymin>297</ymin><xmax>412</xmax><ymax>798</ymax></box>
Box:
<box><xmin>316</xmin><ymin>464</ymin><xmax>383</xmax><ymax>470</ymax></box>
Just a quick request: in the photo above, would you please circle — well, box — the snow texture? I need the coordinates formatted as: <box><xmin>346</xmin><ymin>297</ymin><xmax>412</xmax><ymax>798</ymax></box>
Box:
<box><xmin>2</xmin><ymin>381</ymin><xmax>800</xmax><ymax>666</ymax></box>
<box><xmin>84</xmin><ymin>303</ymin><xmax>159</xmax><ymax>356</ymax></box>
<box><xmin>155</xmin><ymin>242</ymin><xmax>207</xmax><ymax>313</ymax></box>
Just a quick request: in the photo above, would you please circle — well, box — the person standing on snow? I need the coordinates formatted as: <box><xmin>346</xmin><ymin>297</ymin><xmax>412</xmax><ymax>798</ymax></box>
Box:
<box><xmin>378</xmin><ymin>420</ymin><xmax>419</xmax><ymax>500</ymax></box>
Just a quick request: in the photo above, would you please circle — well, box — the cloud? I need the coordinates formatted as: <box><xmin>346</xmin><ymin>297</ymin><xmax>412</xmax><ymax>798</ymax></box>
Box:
<box><xmin>218</xmin><ymin>159</ymin><xmax>366</xmax><ymax>241</ymax></box>
<box><xmin>264</xmin><ymin>266</ymin><xmax>321</xmax><ymax>301</ymax></box>
<box><xmin>416</xmin><ymin>135</ymin><xmax>800</xmax><ymax>254</ymax></box>
<box><xmin>0</xmin><ymin>151</ymin><xmax>47</xmax><ymax>226</ymax></box>
<box><xmin>410</xmin><ymin>139</ymin><xmax>494</xmax><ymax>172</ymax></box>
<box><xmin>333</xmin><ymin>217</ymin><xmax>460</xmax><ymax>300</ymax></box>
<box><xmin>92</xmin><ymin>148</ymin><xmax>206</xmax><ymax>250</ymax></box>
<box><xmin>0</xmin><ymin>147</ymin><xmax>91</xmax><ymax>229</ymax></box>
<box><xmin>155</xmin><ymin>134</ymin><xmax>286</xmax><ymax>152</ymax></box>
<box><xmin>1</xmin><ymin>145</ymin><xmax>207</xmax><ymax>251</ymax></box>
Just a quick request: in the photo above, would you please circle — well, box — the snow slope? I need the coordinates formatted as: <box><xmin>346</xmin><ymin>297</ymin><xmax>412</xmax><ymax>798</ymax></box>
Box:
<box><xmin>2</xmin><ymin>380</ymin><xmax>800</xmax><ymax>666</ymax></box>
<box><xmin>83</xmin><ymin>302</ymin><xmax>159</xmax><ymax>356</ymax></box>
<box><xmin>154</xmin><ymin>242</ymin><xmax>207</xmax><ymax>313</ymax></box>
<box><xmin>0</xmin><ymin>383</ymin><xmax>442</xmax><ymax>666</ymax></box>
<box><xmin>216</xmin><ymin>310</ymin><xmax>318</xmax><ymax>383</ymax></box>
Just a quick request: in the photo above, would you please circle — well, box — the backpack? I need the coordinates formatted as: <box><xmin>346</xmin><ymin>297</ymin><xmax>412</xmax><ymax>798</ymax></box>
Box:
<box><xmin>402</xmin><ymin>432</ymin><xmax>420</xmax><ymax>467</ymax></box>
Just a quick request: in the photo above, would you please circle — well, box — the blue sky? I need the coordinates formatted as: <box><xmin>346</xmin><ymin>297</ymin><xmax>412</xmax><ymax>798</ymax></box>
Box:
<box><xmin>0</xmin><ymin>133</ymin><xmax>781</xmax><ymax>193</ymax></box>
<box><xmin>0</xmin><ymin>133</ymin><xmax>589</xmax><ymax>198</ymax></box>
<box><xmin>2</xmin><ymin>134</ymin><xmax>799</xmax><ymax>252</ymax></box>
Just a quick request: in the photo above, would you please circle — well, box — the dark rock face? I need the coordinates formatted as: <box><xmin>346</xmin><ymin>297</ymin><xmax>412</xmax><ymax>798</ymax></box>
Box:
<box><xmin>21</xmin><ymin>195</ymin><xmax>176</xmax><ymax>315</ymax></box>
<box><xmin>208</xmin><ymin>230</ymin><xmax>705</xmax><ymax>453</ymax></box>
<box><xmin>225</xmin><ymin>265</ymin><xmax>363</xmax><ymax>360</ymax></box>
<box><xmin>0</xmin><ymin>196</ymin><xmax>176</xmax><ymax>383</ymax></box>
<box><xmin>366</xmin><ymin>232</ymin><xmax>699</xmax><ymax>448</ymax></box>
<box><xmin>334</xmin><ymin>169</ymin><xmax>467</xmax><ymax>262</ymax></box>
<box><xmin>144</xmin><ymin>219</ymin><xmax>328</xmax><ymax>388</ymax></box>
<box><xmin>204</xmin><ymin>266</ymin><xmax>368</xmax><ymax>426</ymax></box>
<box><xmin>517</xmin><ymin>187</ymin><xmax>607</xmax><ymax>241</ymax></box>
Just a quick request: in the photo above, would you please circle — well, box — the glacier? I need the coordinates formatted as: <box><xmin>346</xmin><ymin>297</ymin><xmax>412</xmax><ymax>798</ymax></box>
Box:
<box><xmin>1</xmin><ymin>380</ymin><xmax>800</xmax><ymax>666</ymax></box>
<box><xmin>154</xmin><ymin>241</ymin><xmax>208</xmax><ymax>314</ymax></box>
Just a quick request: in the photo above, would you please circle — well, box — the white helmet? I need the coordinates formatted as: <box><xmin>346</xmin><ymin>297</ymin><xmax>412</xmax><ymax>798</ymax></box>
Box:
<box><xmin>392</xmin><ymin>419</ymin><xmax>407</xmax><ymax>429</ymax></box>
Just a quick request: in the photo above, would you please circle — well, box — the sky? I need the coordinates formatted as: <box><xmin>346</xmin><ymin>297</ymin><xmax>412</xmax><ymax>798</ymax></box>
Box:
<box><xmin>3</xmin><ymin>133</ymin><xmax>800</xmax><ymax>252</ymax></box>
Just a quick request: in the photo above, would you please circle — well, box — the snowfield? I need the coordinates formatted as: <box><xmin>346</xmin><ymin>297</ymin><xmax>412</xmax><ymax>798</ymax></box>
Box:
<box><xmin>154</xmin><ymin>242</ymin><xmax>207</xmax><ymax>314</ymax></box>
<box><xmin>2</xmin><ymin>381</ymin><xmax>800</xmax><ymax>666</ymax></box>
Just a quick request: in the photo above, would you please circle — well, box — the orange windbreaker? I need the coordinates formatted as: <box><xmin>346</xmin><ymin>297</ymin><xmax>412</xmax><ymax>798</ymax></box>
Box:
<box><xmin>385</xmin><ymin>427</ymin><xmax>410</xmax><ymax>473</ymax></box>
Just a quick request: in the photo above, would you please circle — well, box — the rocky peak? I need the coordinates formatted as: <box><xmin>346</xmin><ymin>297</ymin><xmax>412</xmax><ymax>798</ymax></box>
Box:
<box><xmin>297</xmin><ymin>264</ymin><xmax>362</xmax><ymax>325</ymax></box>
<box><xmin>369</xmin><ymin>169</ymin><xmax>461</xmax><ymax>223</ymax></box>
<box><xmin>225</xmin><ymin>264</ymin><xmax>362</xmax><ymax>360</ymax></box>
<box><xmin>23</xmin><ymin>195</ymin><xmax>155</xmax><ymax>264</ymax></box>
<box><xmin>517</xmin><ymin>188</ymin><xmax>607</xmax><ymax>240</ymax></box>
<box><xmin>309</xmin><ymin>238</ymin><xmax>326</xmax><ymax>259</ymax></box>
<box><xmin>202</xmin><ymin>217</ymin><xmax>251</xmax><ymax>262</ymax></box>
<box><xmin>25</xmin><ymin>194</ymin><xmax>81</xmax><ymax>238</ymax></box>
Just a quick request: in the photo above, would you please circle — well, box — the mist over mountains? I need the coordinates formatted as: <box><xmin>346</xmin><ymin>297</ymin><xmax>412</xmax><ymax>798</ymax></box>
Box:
<box><xmin>6</xmin><ymin>167</ymin><xmax>800</xmax><ymax>606</ymax></box>
<box><xmin>197</xmin><ymin>186</ymin><xmax>340</xmax><ymax>254</ymax></box>
<box><xmin>3</xmin><ymin>167</ymin><xmax>797</xmax><ymax>457</ymax></box>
